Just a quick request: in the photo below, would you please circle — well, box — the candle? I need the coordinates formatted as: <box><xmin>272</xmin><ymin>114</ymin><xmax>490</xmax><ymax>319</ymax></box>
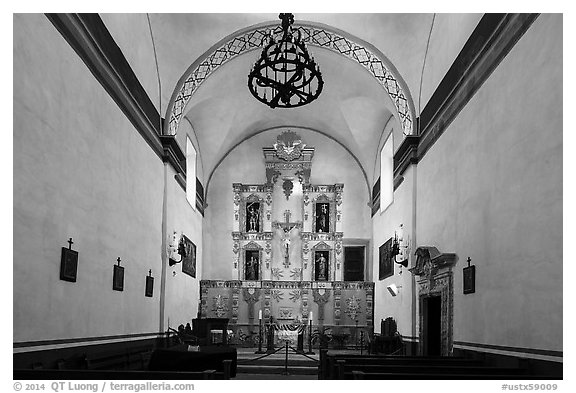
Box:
<box><xmin>309</xmin><ymin>311</ymin><xmax>313</xmax><ymax>324</ymax></box>
<box><xmin>259</xmin><ymin>309</ymin><xmax>262</xmax><ymax>320</ymax></box>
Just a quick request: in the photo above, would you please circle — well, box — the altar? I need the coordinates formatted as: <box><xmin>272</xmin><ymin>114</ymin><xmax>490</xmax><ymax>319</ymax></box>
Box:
<box><xmin>200</xmin><ymin>132</ymin><xmax>374</xmax><ymax>348</ymax></box>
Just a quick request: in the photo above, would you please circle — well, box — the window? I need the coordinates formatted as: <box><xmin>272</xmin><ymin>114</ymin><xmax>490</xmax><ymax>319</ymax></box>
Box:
<box><xmin>186</xmin><ymin>137</ymin><xmax>197</xmax><ymax>209</ymax></box>
<box><xmin>380</xmin><ymin>131</ymin><xmax>394</xmax><ymax>212</ymax></box>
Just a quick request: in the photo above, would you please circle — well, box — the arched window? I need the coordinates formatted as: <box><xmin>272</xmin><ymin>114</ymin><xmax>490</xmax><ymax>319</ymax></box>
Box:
<box><xmin>186</xmin><ymin>136</ymin><xmax>197</xmax><ymax>210</ymax></box>
<box><xmin>380</xmin><ymin>132</ymin><xmax>394</xmax><ymax>212</ymax></box>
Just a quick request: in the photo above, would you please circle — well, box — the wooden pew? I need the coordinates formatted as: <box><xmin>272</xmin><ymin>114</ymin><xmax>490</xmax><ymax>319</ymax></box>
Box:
<box><xmin>84</xmin><ymin>351</ymin><xmax>128</xmax><ymax>370</ymax></box>
<box><xmin>14</xmin><ymin>369</ymin><xmax>217</xmax><ymax>380</ymax></box>
<box><xmin>351</xmin><ymin>370</ymin><xmax>553</xmax><ymax>380</ymax></box>
<box><xmin>336</xmin><ymin>360</ymin><xmax>528</xmax><ymax>379</ymax></box>
<box><xmin>15</xmin><ymin>359</ymin><xmax>232</xmax><ymax>380</ymax></box>
<box><xmin>321</xmin><ymin>350</ymin><xmax>531</xmax><ymax>380</ymax></box>
<box><xmin>84</xmin><ymin>345</ymin><xmax>154</xmax><ymax>371</ymax></box>
<box><xmin>321</xmin><ymin>351</ymin><xmax>480</xmax><ymax>379</ymax></box>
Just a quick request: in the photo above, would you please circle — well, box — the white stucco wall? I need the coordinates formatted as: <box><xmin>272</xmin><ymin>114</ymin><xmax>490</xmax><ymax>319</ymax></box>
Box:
<box><xmin>372</xmin><ymin>165</ymin><xmax>416</xmax><ymax>336</ymax></box>
<box><xmin>416</xmin><ymin>14</ymin><xmax>562</xmax><ymax>352</ymax></box>
<box><xmin>419</xmin><ymin>13</ymin><xmax>483</xmax><ymax>112</ymax></box>
<box><xmin>162</xmin><ymin>164</ymin><xmax>203</xmax><ymax>329</ymax></box>
<box><xmin>100</xmin><ymin>13</ymin><xmax>161</xmax><ymax>115</ymax></box>
<box><xmin>13</xmin><ymin>14</ymin><xmax>202</xmax><ymax>342</ymax></box>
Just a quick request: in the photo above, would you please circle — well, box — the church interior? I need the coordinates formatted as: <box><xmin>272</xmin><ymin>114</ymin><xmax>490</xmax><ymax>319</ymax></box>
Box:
<box><xmin>12</xmin><ymin>12</ymin><xmax>563</xmax><ymax>381</ymax></box>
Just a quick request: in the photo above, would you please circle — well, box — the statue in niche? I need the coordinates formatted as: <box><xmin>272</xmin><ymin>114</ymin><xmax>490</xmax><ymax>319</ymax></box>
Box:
<box><xmin>315</xmin><ymin>203</ymin><xmax>330</xmax><ymax>233</ymax></box>
<box><xmin>246</xmin><ymin>202</ymin><xmax>260</xmax><ymax>232</ymax></box>
<box><xmin>245</xmin><ymin>250</ymin><xmax>260</xmax><ymax>281</ymax></box>
<box><xmin>315</xmin><ymin>251</ymin><xmax>329</xmax><ymax>281</ymax></box>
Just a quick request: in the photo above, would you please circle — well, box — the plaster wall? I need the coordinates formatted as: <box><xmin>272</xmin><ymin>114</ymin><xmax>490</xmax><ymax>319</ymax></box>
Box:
<box><xmin>204</xmin><ymin>129</ymin><xmax>371</xmax><ymax>280</ymax></box>
<box><xmin>372</xmin><ymin>166</ymin><xmax>415</xmax><ymax>336</ymax></box>
<box><xmin>416</xmin><ymin>14</ymin><xmax>562</xmax><ymax>352</ymax></box>
<box><xmin>163</xmin><ymin>164</ymin><xmax>204</xmax><ymax>329</ymax></box>
<box><xmin>419</xmin><ymin>13</ymin><xmax>483</xmax><ymax>112</ymax></box>
<box><xmin>13</xmin><ymin>14</ymin><xmax>203</xmax><ymax>343</ymax></box>
<box><xmin>100</xmin><ymin>13</ymin><xmax>161</xmax><ymax>116</ymax></box>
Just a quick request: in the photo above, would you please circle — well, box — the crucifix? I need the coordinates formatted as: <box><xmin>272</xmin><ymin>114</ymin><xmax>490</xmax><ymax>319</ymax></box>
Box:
<box><xmin>67</xmin><ymin>237</ymin><xmax>74</xmax><ymax>250</ymax></box>
<box><xmin>283</xmin><ymin>210</ymin><xmax>292</xmax><ymax>268</ymax></box>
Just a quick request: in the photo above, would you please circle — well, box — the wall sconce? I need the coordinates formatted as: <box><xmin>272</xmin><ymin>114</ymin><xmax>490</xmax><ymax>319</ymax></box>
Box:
<box><xmin>168</xmin><ymin>232</ymin><xmax>187</xmax><ymax>266</ymax></box>
<box><xmin>392</xmin><ymin>224</ymin><xmax>409</xmax><ymax>268</ymax></box>
<box><xmin>386</xmin><ymin>283</ymin><xmax>402</xmax><ymax>297</ymax></box>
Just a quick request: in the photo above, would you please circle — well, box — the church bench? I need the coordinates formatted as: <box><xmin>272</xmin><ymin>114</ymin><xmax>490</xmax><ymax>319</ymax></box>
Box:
<box><xmin>338</xmin><ymin>361</ymin><xmax>526</xmax><ymax>379</ymax></box>
<box><xmin>329</xmin><ymin>356</ymin><xmax>483</xmax><ymax>377</ymax></box>
<box><xmin>84</xmin><ymin>351</ymin><xmax>128</xmax><ymax>370</ymax></box>
<box><xmin>319</xmin><ymin>350</ymin><xmax>480</xmax><ymax>379</ymax></box>
<box><xmin>350</xmin><ymin>371</ymin><xmax>550</xmax><ymax>380</ymax></box>
<box><xmin>126</xmin><ymin>346</ymin><xmax>154</xmax><ymax>370</ymax></box>
<box><xmin>13</xmin><ymin>369</ymin><xmax>218</xmax><ymax>380</ymax></box>
<box><xmin>83</xmin><ymin>345</ymin><xmax>154</xmax><ymax>371</ymax></box>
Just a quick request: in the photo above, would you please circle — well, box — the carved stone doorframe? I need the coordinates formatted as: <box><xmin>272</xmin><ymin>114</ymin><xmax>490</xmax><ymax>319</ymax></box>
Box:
<box><xmin>410</xmin><ymin>246</ymin><xmax>457</xmax><ymax>356</ymax></box>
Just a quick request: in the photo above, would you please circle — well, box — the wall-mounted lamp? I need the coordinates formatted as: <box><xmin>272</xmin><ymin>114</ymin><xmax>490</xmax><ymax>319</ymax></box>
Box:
<box><xmin>168</xmin><ymin>232</ymin><xmax>187</xmax><ymax>266</ymax></box>
<box><xmin>392</xmin><ymin>224</ymin><xmax>409</xmax><ymax>268</ymax></box>
<box><xmin>386</xmin><ymin>283</ymin><xmax>402</xmax><ymax>297</ymax></box>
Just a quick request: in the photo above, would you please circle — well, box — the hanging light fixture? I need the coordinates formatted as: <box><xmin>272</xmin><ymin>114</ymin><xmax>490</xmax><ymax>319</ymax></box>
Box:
<box><xmin>248</xmin><ymin>13</ymin><xmax>323</xmax><ymax>108</ymax></box>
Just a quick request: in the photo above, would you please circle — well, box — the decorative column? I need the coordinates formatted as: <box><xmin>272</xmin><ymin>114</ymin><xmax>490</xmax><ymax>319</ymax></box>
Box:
<box><xmin>263</xmin><ymin>285</ymin><xmax>272</xmax><ymax>321</ymax></box>
<box><xmin>233</xmin><ymin>183</ymin><xmax>242</xmax><ymax>232</ymax></box>
<box><xmin>264</xmin><ymin>187</ymin><xmax>273</xmax><ymax>232</ymax></box>
<box><xmin>334</xmin><ymin>233</ymin><xmax>343</xmax><ymax>281</ymax></box>
<box><xmin>302</xmin><ymin>187</ymin><xmax>312</xmax><ymax>232</ymax></box>
<box><xmin>231</xmin><ymin>284</ymin><xmax>240</xmax><ymax>325</ymax></box>
<box><xmin>301</xmin><ymin>283</ymin><xmax>311</xmax><ymax>319</ymax></box>
<box><xmin>333</xmin><ymin>283</ymin><xmax>342</xmax><ymax>326</ymax></box>
<box><xmin>302</xmin><ymin>235</ymin><xmax>311</xmax><ymax>281</ymax></box>
<box><xmin>264</xmin><ymin>238</ymin><xmax>272</xmax><ymax>279</ymax></box>
<box><xmin>365</xmin><ymin>283</ymin><xmax>374</xmax><ymax>333</ymax></box>
<box><xmin>232</xmin><ymin>232</ymin><xmax>241</xmax><ymax>276</ymax></box>
<box><xmin>335</xmin><ymin>184</ymin><xmax>343</xmax><ymax>233</ymax></box>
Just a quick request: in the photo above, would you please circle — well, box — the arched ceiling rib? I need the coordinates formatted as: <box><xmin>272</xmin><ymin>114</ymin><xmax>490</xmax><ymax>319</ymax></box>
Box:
<box><xmin>165</xmin><ymin>18</ymin><xmax>417</xmax><ymax>136</ymax></box>
<box><xmin>184</xmin><ymin>46</ymin><xmax>393</xmax><ymax>187</ymax></box>
<box><xmin>101</xmin><ymin>13</ymin><xmax>484</xmax><ymax>189</ymax></box>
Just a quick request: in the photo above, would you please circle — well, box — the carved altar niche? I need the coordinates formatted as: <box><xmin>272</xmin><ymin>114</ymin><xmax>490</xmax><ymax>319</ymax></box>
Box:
<box><xmin>199</xmin><ymin>281</ymin><xmax>238</xmax><ymax>319</ymax></box>
<box><xmin>312</xmin><ymin>241</ymin><xmax>333</xmax><ymax>281</ymax></box>
<box><xmin>241</xmin><ymin>241</ymin><xmax>263</xmax><ymax>281</ymax></box>
<box><xmin>241</xmin><ymin>193</ymin><xmax>265</xmax><ymax>233</ymax></box>
<box><xmin>410</xmin><ymin>246</ymin><xmax>458</xmax><ymax>356</ymax></box>
<box><xmin>312</xmin><ymin>194</ymin><xmax>336</xmax><ymax>234</ymax></box>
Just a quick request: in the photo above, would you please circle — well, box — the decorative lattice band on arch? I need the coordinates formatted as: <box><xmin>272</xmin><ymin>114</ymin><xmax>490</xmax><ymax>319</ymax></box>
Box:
<box><xmin>167</xmin><ymin>23</ymin><xmax>415</xmax><ymax>136</ymax></box>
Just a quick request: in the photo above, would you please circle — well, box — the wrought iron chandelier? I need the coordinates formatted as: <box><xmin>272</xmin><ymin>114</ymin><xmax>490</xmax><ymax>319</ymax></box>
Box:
<box><xmin>248</xmin><ymin>13</ymin><xmax>323</xmax><ymax>108</ymax></box>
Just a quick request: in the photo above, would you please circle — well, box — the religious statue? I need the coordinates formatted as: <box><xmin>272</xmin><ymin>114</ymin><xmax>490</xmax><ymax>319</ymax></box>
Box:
<box><xmin>246</xmin><ymin>254</ymin><xmax>259</xmax><ymax>280</ymax></box>
<box><xmin>315</xmin><ymin>252</ymin><xmax>328</xmax><ymax>281</ymax></box>
<box><xmin>246</xmin><ymin>202</ymin><xmax>260</xmax><ymax>232</ymax></box>
<box><xmin>316</xmin><ymin>203</ymin><xmax>329</xmax><ymax>233</ymax></box>
<box><xmin>283</xmin><ymin>235</ymin><xmax>291</xmax><ymax>268</ymax></box>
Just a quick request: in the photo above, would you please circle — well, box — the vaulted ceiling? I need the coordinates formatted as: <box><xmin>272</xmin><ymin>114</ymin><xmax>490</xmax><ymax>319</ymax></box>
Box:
<box><xmin>101</xmin><ymin>13</ymin><xmax>483</xmax><ymax>186</ymax></box>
